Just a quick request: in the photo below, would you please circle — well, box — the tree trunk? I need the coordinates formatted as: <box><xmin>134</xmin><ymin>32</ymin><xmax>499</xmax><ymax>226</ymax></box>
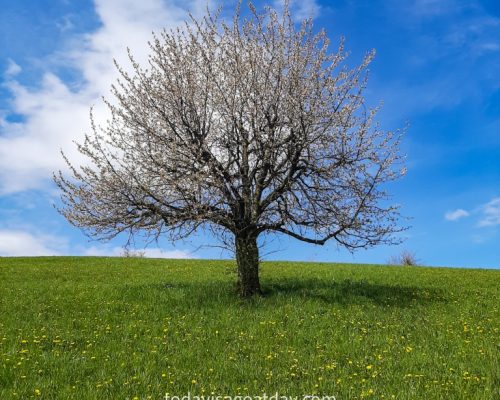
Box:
<box><xmin>235</xmin><ymin>233</ymin><xmax>262</xmax><ymax>297</ymax></box>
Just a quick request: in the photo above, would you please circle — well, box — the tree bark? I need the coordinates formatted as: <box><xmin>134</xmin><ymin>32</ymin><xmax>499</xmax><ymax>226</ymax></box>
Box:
<box><xmin>235</xmin><ymin>233</ymin><xmax>262</xmax><ymax>297</ymax></box>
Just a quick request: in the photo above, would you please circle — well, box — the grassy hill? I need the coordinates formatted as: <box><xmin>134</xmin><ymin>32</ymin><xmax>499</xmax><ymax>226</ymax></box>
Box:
<box><xmin>0</xmin><ymin>257</ymin><xmax>498</xmax><ymax>399</ymax></box>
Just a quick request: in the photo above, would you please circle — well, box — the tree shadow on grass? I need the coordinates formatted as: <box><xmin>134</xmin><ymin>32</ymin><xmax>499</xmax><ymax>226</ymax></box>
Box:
<box><xmin>123</xmin><ymin>278</ymin><xmax>448</xmax><ymax>309</ymax></box>
<box><xmin>262</xmin><ymin>278</ymin><xmax>449</xmax><ymax>308</ymax></box>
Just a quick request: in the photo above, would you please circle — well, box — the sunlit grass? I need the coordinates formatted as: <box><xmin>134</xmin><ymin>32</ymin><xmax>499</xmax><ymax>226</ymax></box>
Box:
<box><xmin>0</xmin><ymin>257</ymin><xmax>498</xmax><ymax>399</ymax></box>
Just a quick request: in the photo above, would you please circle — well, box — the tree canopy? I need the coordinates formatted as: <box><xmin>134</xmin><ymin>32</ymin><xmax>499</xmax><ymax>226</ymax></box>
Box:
<box><xmin>55</xmin><ymin>3</ymin><xmax>405</xmax><ymax>296</ymax></box>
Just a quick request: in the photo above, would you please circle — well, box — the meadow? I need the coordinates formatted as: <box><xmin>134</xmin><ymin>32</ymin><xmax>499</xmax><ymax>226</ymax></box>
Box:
<box><xmin>0</xmin><ymin>257</ymin><xmax>498</xmax><ymax>399</ymax></box>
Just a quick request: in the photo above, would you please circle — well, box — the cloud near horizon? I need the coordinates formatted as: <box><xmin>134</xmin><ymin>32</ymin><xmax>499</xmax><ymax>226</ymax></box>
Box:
<box><xmin>0</xmin><ymin>230</ymin><xmax>64</xmax><ymax>256</ymax></box>
<box><xmin>84</xmin><ymin>245</ymin><xmax>192</xmax><ymax>259</ymax></box>
<box><xmin>0</xmin><ymin>227</ymin><xmax>193</xmax><ymax>258</ymax></box>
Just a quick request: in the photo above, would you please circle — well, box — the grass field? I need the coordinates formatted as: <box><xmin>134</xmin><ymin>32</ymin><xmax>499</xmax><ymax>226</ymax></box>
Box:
<box><xmin>0</xmin><ymin>257</ymin><xmax>498</xmax><ymax>399</ymax></box>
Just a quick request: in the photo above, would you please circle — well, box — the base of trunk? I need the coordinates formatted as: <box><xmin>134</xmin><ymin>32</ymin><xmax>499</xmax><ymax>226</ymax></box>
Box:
<box><xmin>235</xmin><ymin>234</ymin><xmax>262</xmax><ymax>297</ymax></box>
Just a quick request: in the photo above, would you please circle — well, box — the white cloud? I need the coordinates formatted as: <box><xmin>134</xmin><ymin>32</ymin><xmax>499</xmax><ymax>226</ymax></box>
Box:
<box><xmin>0</xmin><ymin>0</ymin><xmax>209</xmax><ymax>195</ymax></box>
<box><xmin>410</xmin><ymin>0</ymin><xmax>459</xmax><ymax>17</ymax></box>
<box><xmin>444</xmin><ymin>198</ymin><xmax>500</xmax><ymax>228</ymax></box>
<box><xmin>84</xmin><ymin>245</ymin><xmax>192</xmax><ymax>258</ymax></box>
<box><xmin>142</xmin><ymin>248</ymin><xmax>192</xmax><ymax>258</ymax></box>
<box><xmin>445</xmin><ymin>208</ymin><xmax>469</xmax><ymax>221</ymax></box>
<box><xmin>273</xmin><ymin>0</ymin><xmax>320</xmax><ymax>21</ymax></box>
<box><xmin>5</xmin><ymin>59</ymin><xmax>22</xmax><ymax>77</ymax></box>
<box><xmin>478</xmin><ymin>197</ymin><xmax>500</xmax><ymax>227</ymax></box>
<box><xmin>0</xmin><ymin>230</ymin><xmax>64</xmax><ymax>256</ymax></box>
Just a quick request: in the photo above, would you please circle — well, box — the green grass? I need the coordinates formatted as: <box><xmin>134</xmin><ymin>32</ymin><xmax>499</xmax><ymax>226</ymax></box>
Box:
<box><xmin>0</xmin><ymin>257</ymin><xmax>498</xmax><ymax>399</ymax></box>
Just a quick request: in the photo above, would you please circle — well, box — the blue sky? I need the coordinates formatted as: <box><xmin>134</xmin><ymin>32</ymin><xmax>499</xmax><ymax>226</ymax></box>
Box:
<box><xmin>0</xmin><ymin>0</ymin><xmax>499</xmax><ymax>268</ymax></box>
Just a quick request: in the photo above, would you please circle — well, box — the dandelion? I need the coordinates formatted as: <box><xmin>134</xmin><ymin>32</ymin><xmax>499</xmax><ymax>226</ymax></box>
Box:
<box><xmin>366</xmin><ymin>364</ymin><xmax>373</xmax><ymax>370</ymax></box>
<box><xmin>34</xmin><ymin>389</ymin><xmax>41</xmax><ymax>396</ymax></box>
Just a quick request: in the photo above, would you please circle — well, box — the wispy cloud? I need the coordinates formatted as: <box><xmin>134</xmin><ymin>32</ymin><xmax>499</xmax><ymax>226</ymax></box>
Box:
<box><xmin>477</xmin><ymin>42</ymin><xmax>500</xmax><ymax>54</ymax></box>
<box><xmin>272</xmin><ymin>0</ymin><xmax>320</xmax><ymax>21</ymax></box>
<box><xmin>445</xmin><ymin>208</ymin><xmax>469</xmax><ymax>221</ymax></box>
<box><xmin>410</xmin><ymin>0</ymin><xmax>462</xmax><ymax>18</ymax></box>
<box><xmin>444</xmin><ymin>197</ymin><xmax>500</xmax><ymax>229</ymax></box>
<box><xmin>56</xmin><ymin>15</ymin><xmax>75</xmax><ymax>32</ymax></box>
<box><xmin>478</xmin><ymin>197</ymin><xmax>500</xmax><ymax>227</ymax></box>
<box><xmin>4</xmin><ymin>59</ymin><xmax>21</xmax><ymax>77</ymax></box>
<box><xmin>379</xmin><ymin>0</ymin><xmax>500</xmax><ymax>120</ymax></box>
